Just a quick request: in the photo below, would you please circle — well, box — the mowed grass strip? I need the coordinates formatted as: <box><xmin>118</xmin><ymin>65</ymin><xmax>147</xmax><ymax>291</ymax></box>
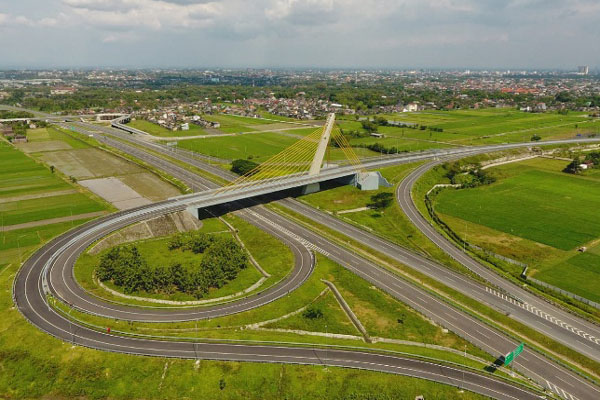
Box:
<box><xmin>435</xmin><ymin>166</ymin><xmax>600</xmax><ymax>250</ymax></box>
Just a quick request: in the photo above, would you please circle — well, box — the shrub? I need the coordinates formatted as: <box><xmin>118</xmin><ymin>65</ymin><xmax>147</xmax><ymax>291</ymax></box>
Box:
<box><xmin>302</xmin><ymin>307</ymin><xmax>323</xmax><ymax>319</ymax></box>
<box><xmin>367</xmin><ymin>192</ymin><xmax>394</xmax><ymax>210</ymax></box>
<box><xmin>231</xmin><ymin>159</ymin><xmax>259</xmax><ymax>175</ymax></box>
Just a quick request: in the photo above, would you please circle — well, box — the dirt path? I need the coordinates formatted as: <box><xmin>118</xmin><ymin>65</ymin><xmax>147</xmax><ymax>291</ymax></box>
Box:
<box><xmin>1</xmin><ymin>211</ymin><xmax>107</xmax><ymax>232</ymax></box>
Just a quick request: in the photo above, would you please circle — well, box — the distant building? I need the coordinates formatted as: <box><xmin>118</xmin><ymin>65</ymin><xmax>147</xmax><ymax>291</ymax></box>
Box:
<box><xmin>0</xmin><ymin>124</ymin><xmax>13</xmax><ymax>137</ymax></box>
<box><xmin>50</xmin><ymin>86</ymin><xmax>77</xmax><ymax>95</ymax></box>
<box><xmin>181</xmin><ymin>123</ymin><xmax>189</xmax><ymax>131</ymax></box>
<box><xmin>535</xmin><ymin>102</ymin><xmax>547</xmax><ymax>112</ymax></box>
<box><xmin>578</xmin><ymin>66</ymin><xmax>589</xmax><ymax>75</ymax></box>
<box><xmin>405</xmin><ymin>103</ymin><xmax>419</xmax><ymax>112</ymax></box>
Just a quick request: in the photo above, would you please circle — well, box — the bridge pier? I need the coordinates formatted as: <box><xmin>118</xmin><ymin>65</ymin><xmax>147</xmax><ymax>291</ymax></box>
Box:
<box><xmin>301</xmin><ymin>182</ymin><xmax>321</xmax><ymax>195</ymax></box>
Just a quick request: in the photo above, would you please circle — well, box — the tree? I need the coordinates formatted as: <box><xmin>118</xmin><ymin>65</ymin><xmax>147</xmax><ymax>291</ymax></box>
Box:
<box><xmin>531</xmin><ymin>134</ymin><xmax>541</xmax><ymax>141</ymax></box>
<box><xmin>367</xmin><ymin>192</ymin><xmax>394</xmax><ymax>210</ymax></box>
<box><xmin>563</xmin><ymin>160</ymin><xmax>582</xmax><ymax>174</ymax></box>
<box><xmin>231</xmin><ymin>159</ymin><xmax>259</xmax><ymax>175</ymax></box>
<box><xmin>361</xmin><ymin>120</ymin><xmax>378</xmax><ymax>133</ymax></box>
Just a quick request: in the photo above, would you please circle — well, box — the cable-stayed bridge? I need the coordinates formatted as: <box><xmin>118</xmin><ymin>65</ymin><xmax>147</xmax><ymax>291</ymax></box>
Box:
<box><xmin>182</xmin><ymin>113</ymin><xmax>390</xmax><ymax>217</ymax></box>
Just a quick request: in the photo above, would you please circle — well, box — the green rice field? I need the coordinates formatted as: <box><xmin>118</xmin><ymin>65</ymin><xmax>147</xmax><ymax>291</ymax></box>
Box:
<box><xmin>0</xmin><ymin>143</ymin><xmax>107</xmax><ymax>226</ymax></box>
<box><xmin>433</xmin><ymin>157</ymin><xmax>600</xmax><ymax>302</ymax></box>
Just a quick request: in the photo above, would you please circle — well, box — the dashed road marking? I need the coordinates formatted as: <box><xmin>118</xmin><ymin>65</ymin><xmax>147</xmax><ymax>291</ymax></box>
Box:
<box><xmin>546</xmin><ymin>380</ymin><xmax>580</xmax><ymax>400</ymax></box>
<box><xmin>246</xmin><ymin>210</ymin><xmax>331</xmax><ymax>257</ymax></box>
<box><xmin>486</xmin><ymin>287</ymin><xmax>600</xmax><ymax>346</ymax></box>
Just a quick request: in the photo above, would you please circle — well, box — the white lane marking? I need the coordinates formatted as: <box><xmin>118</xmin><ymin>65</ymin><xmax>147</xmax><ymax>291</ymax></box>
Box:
<box><xmin>246</xmin><ymin>209</ymin><xmax>331</xmax><ymax>257</ymax></box>
<box><xmin>546</xmin><ymin>380</ymin><xmax>579</xmax><ymax>400</ymax></box>
<box><xmin>486</xmin><ymin>287</ymin><xmax>600</xmax><ymax>346</ymax></box>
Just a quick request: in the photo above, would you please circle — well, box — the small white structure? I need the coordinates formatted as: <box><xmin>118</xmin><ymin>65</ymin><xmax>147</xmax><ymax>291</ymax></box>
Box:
<box><xmin>405</xmin><ymin>103</ymin><xmax>419</xmax><ymax>112</ymax></box>
<box><xmin>181</xmin><ymin>123</ymin><xmax>189</xmax><ymax>131</ymax></box>
<box><xmin>355</xmin><ymin>171</ymin><xmax>392</xmax><ymax>191</ymax></box>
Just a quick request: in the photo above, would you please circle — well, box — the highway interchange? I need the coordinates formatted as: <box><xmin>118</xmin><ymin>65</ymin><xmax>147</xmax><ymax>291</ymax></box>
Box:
<box><xmin>6</xmin><ymin>106</ymin><xmax>600</xmax><ymax>399</ymax></box>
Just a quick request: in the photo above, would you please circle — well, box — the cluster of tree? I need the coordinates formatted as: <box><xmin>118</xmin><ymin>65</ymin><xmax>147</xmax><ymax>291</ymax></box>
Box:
<box><xmin>443</xmin><ymin>161</ymin><xmax>496</xmax><ymax>188</ymax></box>
<box><xmin>168</xmin><ymin>231</ymin><xmax>215</xmax><ymax>253</ymax></box>
<box><xmin>0</xmin><ymin>110</ymin><xmax>33</xmax><ymax>119</ymax></box>
<box><xmin>96</xmin><ymin>235</ymin><xmax>247</xmax><ymax>299</ymax></box>
<box><xmin>367</xmin><ymin>192</ymin><xmax>394</xmax><ymax>210</ymax></box>
<box><xmin>361</xmin><ymin>120</ymin><xmax>379</xmax><ymax>133</ymax></box>
<box><xmin>563</xmin><ymin>151</ymin><xmax>600</xmax><ymax>174</ymax></box>
<box><xmin>231</xmin><ymin>159</ymin><xmax>259</xmax><ymax>175</ymax></box>
<box><xmin>357</xmin><ymin>142</ymin><xmax>409</xmax><ymax>155</ymax></box>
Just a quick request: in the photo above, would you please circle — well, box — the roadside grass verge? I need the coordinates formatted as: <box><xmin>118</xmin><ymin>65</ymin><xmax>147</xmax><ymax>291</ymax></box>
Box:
<box><xmin>51</xmin><ymin>255</ymin><xmax>506</xmax><ymax>376</ymax></box>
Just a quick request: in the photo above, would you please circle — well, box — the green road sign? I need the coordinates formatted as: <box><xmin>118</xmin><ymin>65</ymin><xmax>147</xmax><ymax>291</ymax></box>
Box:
<box><xmin>504</xmin><ymin>343</ymin><xmax>525</xmax><ymax>366</ymax></box>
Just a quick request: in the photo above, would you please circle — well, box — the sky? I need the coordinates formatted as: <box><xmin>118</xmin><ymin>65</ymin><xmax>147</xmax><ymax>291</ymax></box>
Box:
<box><xmin>0</xmin><ymin>0</ymin><xmax>599</xmax><ymax>69</ymax></box>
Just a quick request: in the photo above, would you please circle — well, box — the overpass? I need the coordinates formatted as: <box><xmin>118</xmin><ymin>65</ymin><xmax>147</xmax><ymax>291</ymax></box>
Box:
<box><xmin>178</xmin><ymin>113</ymin><xmax>391</xmax><ymax>217</ymax></box>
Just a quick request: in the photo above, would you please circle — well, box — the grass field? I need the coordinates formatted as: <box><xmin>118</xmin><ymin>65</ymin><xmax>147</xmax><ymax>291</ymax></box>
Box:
<box><xmin>128</xmin><ymin>119</ymin><xmax>208</xmax><ymax>137</ymax></box>
<box><xmin>0</xmin><ymin>142</ymin><xmax>107</xmax><ymax>227</ymax></box>
<box><xmin>433</xmin><ymin>157</ymin><xmax>600</xmax><ymax>302</ymax></box>
<box><xmin>435</xmin><ymin>160</ymin><xmax>600</xmax><ymax>251</ymax></box>
<box><xmin>201</xmin><ymin>114</ymin><xmax>275</xmax><ymax>134</ymax></box>
<box><xmin>338</xmin><ymin>109</ymin><xmax>600</xmax><ymax>151</ymax></box>
<box><xmin>175</xmin><ymin>131</ymin><xmax>379</xmax><ymax>163</ymax></box>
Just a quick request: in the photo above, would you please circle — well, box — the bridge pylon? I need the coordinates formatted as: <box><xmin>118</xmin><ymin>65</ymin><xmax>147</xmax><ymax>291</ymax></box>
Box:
<box><xmin>308</xmin><ymin>113</ymin><xmax>336</xmax><ymax>176</ymax></box>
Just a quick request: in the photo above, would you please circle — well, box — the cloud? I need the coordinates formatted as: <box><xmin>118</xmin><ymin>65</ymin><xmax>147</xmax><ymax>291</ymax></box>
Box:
<box><xmin>63</xmin><ymin>0</ymin><xmax>222</xmax><ymax>31</ymax></box>
<box><xmin>0</xmin><ymin>0</ymin><xmax>599</xmax><ymax>68</ymax></box>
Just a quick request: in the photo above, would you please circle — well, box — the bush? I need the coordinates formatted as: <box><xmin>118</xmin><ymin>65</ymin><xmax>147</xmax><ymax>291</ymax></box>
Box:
<box><xmin>302</xmin><ymin>307</ymin><xmax>323</xmax><ymax>319</ymax></box>
<box><xmin>367</xmin><ymin>192</ymin><xmax>394</xmax><ymax>210</ymax></box>
<box><xmin>231</xmin><ymin>159</ymin><xmax>259</xmax><ymax>175</ymax></box>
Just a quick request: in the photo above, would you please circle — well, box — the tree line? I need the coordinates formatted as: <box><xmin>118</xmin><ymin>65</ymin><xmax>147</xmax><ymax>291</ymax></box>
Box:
<box><xmin>96</xmin><ymin>232</ymin><xmax>247</xmax><ymax>299</ymax></box>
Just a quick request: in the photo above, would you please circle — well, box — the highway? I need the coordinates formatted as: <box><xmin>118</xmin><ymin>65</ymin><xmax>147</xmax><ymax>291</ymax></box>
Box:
<box><xmin>85</xmin><ymin>117</ymin><xmax>600</xmax><ymax>363</ymax></box>
<box><xmin>5</xmin><ymin>106</ymin><xmax>600</xmax><ymax>398</ymax></box>
<box><xmin>59</xmin><ymin>119</ymin><xmax>600</xmax><ymax>398</ymax></box>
